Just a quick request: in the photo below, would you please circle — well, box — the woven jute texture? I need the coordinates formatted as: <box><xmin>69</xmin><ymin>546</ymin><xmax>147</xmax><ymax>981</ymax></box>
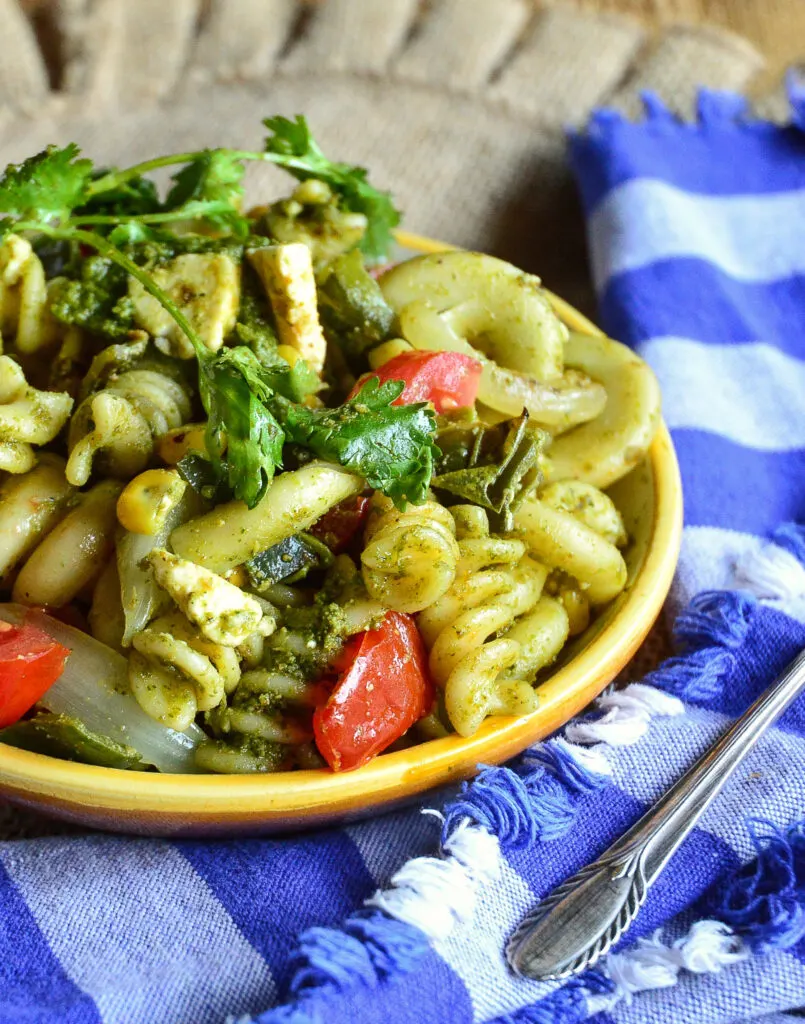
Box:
<box><xmin>0</xmin><ymin>0</ymin><xmax>783</xmax><ymax>838</ymax></box>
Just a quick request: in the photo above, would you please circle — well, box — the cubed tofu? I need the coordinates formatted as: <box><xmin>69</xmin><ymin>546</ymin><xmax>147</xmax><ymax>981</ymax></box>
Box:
<box><xmin>129</xmin><ymin>253</ymin><xmax>241</xmax><ymax>358</ymax></box>
<box><xmin>248</xmin><ymin>243</ymin><xmax>326</xmax><ymax>373</ymax></box>
<box><xmin>148</xmin><ymin>548</ymin><xmax>273</xmax><ymax>647</ymax></box>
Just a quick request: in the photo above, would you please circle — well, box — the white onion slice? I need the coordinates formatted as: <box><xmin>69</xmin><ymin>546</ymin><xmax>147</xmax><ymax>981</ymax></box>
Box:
<box><xmin>0</xmin><ymin>604</ymin><xmax>205</xmax><ymax>773</ymax></box>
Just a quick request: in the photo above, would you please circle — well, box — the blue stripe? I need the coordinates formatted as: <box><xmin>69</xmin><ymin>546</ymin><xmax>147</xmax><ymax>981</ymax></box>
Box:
<box><xmin>679</xmin><ymin>605</ymin><xmax>805</xmax><ymax>729</ymax></box>
<box><xmin>506</xmin><ymin>786</ymin><xmax>740</xmax><ymax>946</ymax></box>
<box><xmin>177</xmin><ymin>830</ymin><xmax>376</xmax><ymax>992</ymax></box>
<box><xmin>0</xmin><ymin>858</ymin><xmax>99</xmax><ymax>1024</ymax></box>
<box><xmin>300</xmin><ymin>949</ymin><xmax>474</xmax><ymax>1024</ymax></box>
<box><xmin>570</xmin><ymin>103</ymin><xmax>805</xmax><ymax>215</ymax></box>
<box><xmin>672</xmin><ymin>431</ymin><xmax>805</xmax><ymax>535</ymax></box>
<box><xmin>598</xmin><ymin>260</ymin><xmax>805</xmax><ymax>356</ymax></box>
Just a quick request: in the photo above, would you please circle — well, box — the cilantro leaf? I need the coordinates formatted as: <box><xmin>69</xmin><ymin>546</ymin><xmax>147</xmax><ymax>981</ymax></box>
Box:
<box><xmin>165</xmin><ymin>150</ymin><xmax>249</xmax><ymax>236</ymax></box>
<box><xmin>274</xmin><ymin>377</ymin><xmax>437</xmax><ymax>507</ymax></box>
<box><xmin>200</xmin><ymin>347</ymin><xmax>285</xmax><ymax>509</ymax></box>
<box><xmin>263</xmin><ymin>116</ymin><xmax>400</xmax><ymax>263</ymax></box>
<box><xmin>0</xmin><ymin>144</ymin><xmax>94</xmax><ymax>229</ymax></box>
<box><xmin>75</xmin><ymin>172</ymin><xmax>161</xmax><ymax>220</ymax></box>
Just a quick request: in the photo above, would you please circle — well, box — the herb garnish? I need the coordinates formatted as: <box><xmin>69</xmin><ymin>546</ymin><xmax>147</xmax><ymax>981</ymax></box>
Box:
<box><xmin>0</xmin><ymin>118</ymin><xmax>425</xmax><ymax>510</ymax></box>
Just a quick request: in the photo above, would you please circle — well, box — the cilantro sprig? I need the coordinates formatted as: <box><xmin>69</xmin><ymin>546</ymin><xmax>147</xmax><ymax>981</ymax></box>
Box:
<box><xmin>0</xmin><ymin>121</ymin><xmax>429</xmax><ymax>511</ymax></box>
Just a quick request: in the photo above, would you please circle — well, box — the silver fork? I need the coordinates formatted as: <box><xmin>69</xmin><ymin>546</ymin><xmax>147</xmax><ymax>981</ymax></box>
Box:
<box><xmin>506</xmin><ymin>646</ymin><xmax>805</xmax><ymax>981</ymax></box>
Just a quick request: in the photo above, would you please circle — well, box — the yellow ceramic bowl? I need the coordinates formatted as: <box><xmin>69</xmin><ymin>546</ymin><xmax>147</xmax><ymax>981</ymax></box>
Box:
<box><xmin>0</xmin><ymin>234</ymin><xmax>682</xmax><ymax>836</ymax></box>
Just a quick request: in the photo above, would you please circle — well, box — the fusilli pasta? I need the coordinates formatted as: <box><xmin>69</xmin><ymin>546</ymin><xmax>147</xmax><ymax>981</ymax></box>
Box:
<box><xmin>418</xmin><ymin>508</ymin><xmax>568</xmax><ymax>737</ymax></box>
<box><xmin>66</xmin><ymin>364</ymin><xmax>193</xmax><ymax>486</ymax></box>
<box><xmin>0</xmin><ymin>235</ymin><xmax>61</xmax><ymax>354</ymax></box>
<box><xmin>129</xmin><ymin>610</ymin><xmax>241</xmax><ymax>732</ymax></box>
<box><xmin>361</xmin><ymin>493</ymin><xmax>460</xmax><ymax>613</ymax></box>
<box><xmin>0</xmin><ymin>355</ymin><xmax>73</xmax><ymax>473</ymax></box>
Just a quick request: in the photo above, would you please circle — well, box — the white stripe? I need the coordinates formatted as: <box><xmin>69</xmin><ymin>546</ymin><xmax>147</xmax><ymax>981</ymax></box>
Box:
<box><xmin>1</xmin><ymin>837</ymin><xmax>275</xmax><ymax>1024</ymax></box>
<box><xmin>433</xmin><ymin>859</ymin><xmax>555</xmax><ymax>1022</ymax></box>
<box><xmin>608</xmin><ymin>706</ymin><xmax>805</xmax><ymax>861</ymax></box>
<box><xmin>589</xmin><ymin>179</ymin><xmax>805</xmax><ymax>289</ymax></box>
<box><xmin>639</xmin><ymin>338</ymin><xmax>805</xmax><ymax>451</ymax></box>
<box><xmin>675</xmin><ymin>526</ymin><xmax>805</xmax><ymax>624</ymax></box>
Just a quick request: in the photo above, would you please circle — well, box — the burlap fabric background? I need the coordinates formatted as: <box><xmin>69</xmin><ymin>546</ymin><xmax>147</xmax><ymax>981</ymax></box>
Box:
<box><xmin>0</xmin><ymin>0</ymin><xmax>796</xmax><ymax>838</ymax></box>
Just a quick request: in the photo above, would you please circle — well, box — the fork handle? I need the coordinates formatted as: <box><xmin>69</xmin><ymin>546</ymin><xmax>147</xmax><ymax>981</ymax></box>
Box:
<box><xmin>507</xmin><ymin>646</ymin><xmax>805</xmax><ymax>981</ymax></box>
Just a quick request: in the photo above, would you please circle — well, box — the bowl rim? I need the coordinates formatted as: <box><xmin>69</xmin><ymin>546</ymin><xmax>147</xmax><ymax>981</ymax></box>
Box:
<box><xmin>0</xmin><ymin>233</ymin><xmax>683</xmax><ymax>822</ymax></box>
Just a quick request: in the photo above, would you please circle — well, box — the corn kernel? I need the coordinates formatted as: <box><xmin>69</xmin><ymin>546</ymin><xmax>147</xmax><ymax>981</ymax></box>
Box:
<box><xmin>277</xmin><ymin>344</ymin><xmax>301</xmax><ymax>368</ymax></box>
<box><xmin>224</xmin><ymin>566</ymin><xmax>248</xmax><ymax>589</ymax></box>
<box><xmin>156</xmin><ymin>423</ymin><xmax>207</xmax><ymax>465</ymax></box>
<box><xmin>368</xmin><ymin>338</ymin><xmax>413</xmax><ymax>370</ymax></box>
<box><xmin>117</xmin><ymin>469</ymin><xmax>187</xmax><ymax>536</ymax></box>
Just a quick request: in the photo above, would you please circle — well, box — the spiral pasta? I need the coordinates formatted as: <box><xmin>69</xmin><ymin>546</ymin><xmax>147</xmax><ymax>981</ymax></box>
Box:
<box><xmin>361</xmin><ymin>493</ymin><xmax>460</xmax><ymax>613</ymax></box>
<box><xmin>129</xmin><ymin>610</ymin><xmax>241</xmax><ymax>732</ymax></box>
<box><xmin>0</xmin><ymin>355</ymin><xmax>73</xmax><ymax>473</ymax></box>
<box><xmin>0</xmin><ymin>234</ymin><xmax>61</xmax><ymax>354</ymax></box>
<box><xmin>417</xmin><ymin>508</ymin><xmax>568</xmax><ymax>737</ymax></box>
<box><xmin>66</xmin><ymin>365</ymin><xmax>193</xmax><ymax>486</ymax></box>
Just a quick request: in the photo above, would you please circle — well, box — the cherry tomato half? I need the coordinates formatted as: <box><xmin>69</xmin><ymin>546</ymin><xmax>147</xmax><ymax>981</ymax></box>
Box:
<box><xmin>308</xmin><ymin>495</ymin><xmax>371</xmax><ymax>554</ymax></box>
<box><xmin>351</xmin><ymin>350</ymin><xmax>482</xmax><ymax>413</ymax></box>
<box><xmin>313</xmin><ymin>611</ymin><xmax>433</xmax><ymax>772</ymax></box>
<box><xmin>0</xmin><ymin>618</ymin><xmax>70</xmax><ymax>728</ymax></box>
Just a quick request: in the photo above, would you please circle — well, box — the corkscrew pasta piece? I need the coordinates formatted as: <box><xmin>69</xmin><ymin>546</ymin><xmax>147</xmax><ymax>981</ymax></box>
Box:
<box><xmin>546</xmin><ymin>332</ymin><xmax>662</xmax><ymax>489</ymax></box>
<box><xmin>0</xmin><ymin>355</ymin><xmax>73</xmax><ymax>473</ymax></box>
<box><xmin>0</xmin><ymin>455</ymin><xmax>76</xmax><ymax>581</ymax></box>
<box><xmin>514</xmin><ymin>491</ymin><xmax>628</xmax><ymax>607</ymax></box>
<box><xmin>66</xmin><ymin>366</ymin><xmax>193</xmax><ymax>486</ymax></box>
<box><xmin>394</xmin><ymin>298</ymin><xmax>606</xmax><ymax>432</ymax></box>
<box><xmin>129</xmin><ymin>610</ymin><xmax>241</xmax><ymax>732</ymax></box>
<box><xmin>418</xmin><ymin>508</ymin><xmax>560</xmax><ymax>737</ymax></box>
<box><xmin>360</xmin><ymin>493</ymin><xmax>460</xmax><ymax>613</ymax></box>
<box><xmin>0</xmin><ymin>234</ymin><xmax>60</xmax><ymax>353</ymax></box>
<box><xmin>380</xmin><ymin>251</ymin><xmax>567</xmax><ymax>382</ymax></box>
<box><xmin>12</xmin><ymin>479</ymin><xmax>122</xmax><ymax>608</ymax></box>
<box><xmin>540</xmin><ymin>481</ymin><xmax>628</xmax><ymax>548</ymax></box>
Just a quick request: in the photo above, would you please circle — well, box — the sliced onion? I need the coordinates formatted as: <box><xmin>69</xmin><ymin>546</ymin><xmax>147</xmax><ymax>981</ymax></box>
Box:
<box><xmin>118</xmin><ymin>490</ymin><xmax>202</xmax><ymax>646</ymax></box>
<box><xmin>0</xmin><ymin>604</ymin><xmax>205</xmax><ymax>773</ymax></box>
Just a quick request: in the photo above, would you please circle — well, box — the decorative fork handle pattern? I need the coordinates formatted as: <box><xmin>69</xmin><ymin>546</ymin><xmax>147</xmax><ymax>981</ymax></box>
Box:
<box><xmin>507</xmin><ymin>646</ymin><xmax>805</xmax><ymax>981</ymax></box>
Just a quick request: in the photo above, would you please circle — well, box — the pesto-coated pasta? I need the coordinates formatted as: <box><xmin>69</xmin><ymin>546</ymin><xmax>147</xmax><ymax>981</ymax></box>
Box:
<box><xmin>0</xmin><ymin>456</ymin><xmax>76</xmax><ymax>581</ymax></box>
<box><xmin>418</xmin><ymin>509</ymin><xmax>560</xmax><ymax>737</ymax></box>
<box><xmin>361</xmin><ymin>493</ymin><xmax>460</xmax><ymax>613</ymax></box>
<box><xmin>67</xmin><ymin>366</ymin><xmax>192</xmax><ymax>486</ymax></box>
<box><xmin>0</xmin><ymin>127</ymin><xmax>662</xmax><ymax>776</ymax></box>
<box><xmin>12</xmin><ymin>479</ymin><xmax>122</xmax><ymax>608</ymax></box>
<box><xmin>0</xmin><ymin>356</ymin><xmax>73</xmax><ymax>473</ymax></box>
<box><xmin>170</xmin><ymin>462</ymin><xmax>364</xmax><ymax>574</ymax></box>
<box><xmin>514</xmin><ymin>493</ymin><xmax>628</xmax><ymax>606</ymax></box>
<box><xmin>129</xmin><ymin>610</ymin><xmax>241</xmax><ymax>731</ymax></box>
<box><xmin>0</xmin><ymin>235</ymin><xmax>61</xmax><ymax>354</ymax></box>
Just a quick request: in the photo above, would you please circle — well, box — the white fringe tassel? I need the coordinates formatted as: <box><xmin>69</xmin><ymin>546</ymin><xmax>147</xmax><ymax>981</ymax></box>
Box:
<box><xmin>736</xmin><ymin>541</ymin><xmax>805</xmax><ymax>602</ymax></box>
<box><xmin>586</xmin><ymin>920</ymin><xmax>749</xmax><ymax>1013</ymax></box>
<box><xmin>565</xmin><ymin>682</ymin><xmax>685</xmax><ymax>747</ymax></box>
<box><xmin>366</xmin><ymin>818</ymin><xmax>501</xmax><ymax>941</ymax></box>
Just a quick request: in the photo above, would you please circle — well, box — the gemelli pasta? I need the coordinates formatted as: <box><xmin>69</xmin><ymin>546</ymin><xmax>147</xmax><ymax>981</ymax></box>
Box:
<box><xmin>0</xmin><ymin>116</ymin><xmax>660</xmax><ymax>775</ymax></box>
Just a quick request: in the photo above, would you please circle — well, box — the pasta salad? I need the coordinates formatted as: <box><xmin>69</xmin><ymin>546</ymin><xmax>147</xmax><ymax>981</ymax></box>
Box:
<box><xmin>0</xmin><ymin>116</ymin><xmax>661</xmax><ymax>774</ymax></box>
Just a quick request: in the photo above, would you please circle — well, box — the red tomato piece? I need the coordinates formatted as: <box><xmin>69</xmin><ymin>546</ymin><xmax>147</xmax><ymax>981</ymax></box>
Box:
<box><xmin>313</xmin><ymin>611</ymin><xmax>433</xmax><ymax>772</ymax></box>
<box><xmin>0</xmin><ymin>618</ymin><xmax>70</xmax><ymax>728</ymax></box>
<box><xmin>351</xmin><ymin>350</ymin><xmax>482</xmax><ymax>413</ymax></box>
<box><xmin>308</xmin><ymin>495</ymin><xmax>371</xmax><ymax>554</ymax></box>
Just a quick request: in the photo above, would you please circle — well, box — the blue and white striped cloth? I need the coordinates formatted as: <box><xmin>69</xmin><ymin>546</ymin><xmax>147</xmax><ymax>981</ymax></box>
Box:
<box><xmin>3</xmin><ymin>85</ymin><xmax>805</xmax><ymax>1024</ymax></box>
